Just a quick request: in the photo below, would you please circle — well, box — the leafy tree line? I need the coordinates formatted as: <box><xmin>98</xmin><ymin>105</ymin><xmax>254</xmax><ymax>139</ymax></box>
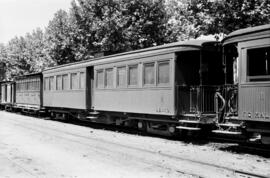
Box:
<box><xmin>0</xmin><ymin>0</ymin><xmax>269</xmax><ymax>79</ymax></box>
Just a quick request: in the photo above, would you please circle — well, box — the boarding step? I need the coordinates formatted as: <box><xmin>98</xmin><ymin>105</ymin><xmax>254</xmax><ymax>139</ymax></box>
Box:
<box><xmin>86</xmin><ymin>116</ymin><xmax>98</xmax><ymax>120</ymax></box>
<box><xmin>225</xmin><ymin>116</ymin><xmax>238</xmax><ymax>120</ymax></box>
<box><xmin>176</xmin><ymin>126</ymin><xmax>201</xmax><ymax>131</ymax></box>
<box><xmin>212</xmin><ymin>130</ymin><xmax>242</xmax><ymax>135</ymax></box>
<box><xmin>178</xmin><ymin>120</ymin><xmax>200</xmax><ymax>124</ymax></box>
<box><xmin>88</xmin><ymin>111</ymin><xmax>100</xmax><ymax>115</ymax></box>
<box><xmin>217</xmin><ymin>123</ymin><xmax>241</xmax><ymax>128</ymax></box>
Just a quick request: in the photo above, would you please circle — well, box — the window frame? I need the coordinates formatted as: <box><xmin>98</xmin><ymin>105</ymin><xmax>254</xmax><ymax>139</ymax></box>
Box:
<box><xmin>104</xmin><ymin>68</ymin><xmax>114</xmax><ymax>88</ymax></box>
<box><xmin>49</xmin><ymin>76</ymin><xmax>54</xmax><ymax>91</ymax></box>
<box><xmin>116</xmin><ymin>66</ymin><xmax>127</xmax><ymax>88</ymax></box>
<box><xmin>56</xmin><ymin>75</ymin><xmax>62</xmax><ymax>90</ymax></box>
<box><xmin>157</xmin><ymin>60</ymin><xmax>170</xmax><ymax>86</ymax></box>
<box><xmin>246</xmin><ymin>46</ymin><xmax>270</xmax><ymax>82</ymax></box>
<box><xmin>44</xmin><ymin>77</ymin><xmax>50</xmax><ymax>91</ymax></box>
<box><xmin>143</xmin><ymin>62</ymin><xmax>156</xmax><ymax>86</ymax></box>
<box><xmin>96</xmin><ymin>69</ymin><xmax>104</xmax><ymax>89</ymax></box>
<box><xmin>70</xmin><ymin>73</ymin><xmax>79</xmax><ymax>90</ymax></box>
<box><xmin>128</xmin><ymin>64</ymin><xmax>138</xmax><ymax>87</ymax></box>
<box><xmin>79</xmin><ymin>72</ymin><xmax>86</xmax><ymax>89</ymax></box>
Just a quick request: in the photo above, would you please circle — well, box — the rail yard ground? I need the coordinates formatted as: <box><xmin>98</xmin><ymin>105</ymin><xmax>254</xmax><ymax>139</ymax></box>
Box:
<box><xmin>0</xmin><ymin>111</ymin><xmax>270</xmax><ymax>178</ymax></box>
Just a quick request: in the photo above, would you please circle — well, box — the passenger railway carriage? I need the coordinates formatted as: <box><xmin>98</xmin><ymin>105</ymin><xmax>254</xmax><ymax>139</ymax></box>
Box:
<box><xmin>13</xmin><ymin>73</ymin><xmax>44</xmax><ymax>114</ymax></box>
<box><xmin>1</xmin><ymin>24</ymin><xmax>270</xmax><ymax>143</ymax></box>
<box><xmin>213</xmin><ymin>24</ymin><xmax>270</xmax><ymax>144</ymax></box>
<box><xmin>0</xmin><ymin>81</ymin><xmax>15</xmax><ymax>110</ymax></box>
<box><xmin>43</xmin><ymin>40</ymin><xmax>223</xmax><ymax>135</ymax></box>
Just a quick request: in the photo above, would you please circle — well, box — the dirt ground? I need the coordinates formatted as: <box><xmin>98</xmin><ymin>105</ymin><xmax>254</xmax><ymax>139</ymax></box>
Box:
<box><xmin>0</xmin><ymin>111</ymin><xmax>269</xmax><ymax>178</ymax></box>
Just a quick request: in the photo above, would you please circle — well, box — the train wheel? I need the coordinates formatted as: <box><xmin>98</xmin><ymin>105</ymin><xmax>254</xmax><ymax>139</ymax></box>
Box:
<box><xmin>137</xmin><ymin>120</ymin><xmax>147</xmax><ymax>132</ymax></box>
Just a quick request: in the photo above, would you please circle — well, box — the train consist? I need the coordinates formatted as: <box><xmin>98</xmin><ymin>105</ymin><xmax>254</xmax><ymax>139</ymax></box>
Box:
<box><xmin>1</xmin><ymin>24</ymin><xmax>270</xmax><ymax>144</ymax></box>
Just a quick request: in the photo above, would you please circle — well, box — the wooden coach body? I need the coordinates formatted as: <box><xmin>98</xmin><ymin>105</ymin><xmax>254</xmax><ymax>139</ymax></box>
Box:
<box><xmin>0</xmin><ymin>81</ymin><xmax>15</xmax><ymax>109</ymax></box>
<box><xmin>222</xmin><ymin>24</ymin><xmax>270</xmax><ymax>142</ymax></box>
<box><xmin>42</xmin><ymin>40</ymin><xmax>222</xmax><ymax>128</ymax></box>
<box><xmin>14</xmin><ymin>73</ymin><xmax>43</xmax><ymax>111</ymax></box>
<box><xmin>223</xmin><ymin>24</ymin><xmax>270</xmax><ymax>124</ymax></box>
<box><xmin>91</xmin><ymin>40</ymin><xmax>222</xmax><ymax>120</ymax></box>
<box><xmin>43</xmin><ymin>63</ymin><xmax>89</xmax><ymax>111</ymax></box>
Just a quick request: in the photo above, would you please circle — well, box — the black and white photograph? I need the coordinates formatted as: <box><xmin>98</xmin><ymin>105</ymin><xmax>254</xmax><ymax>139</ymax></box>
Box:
<box><xmin>0</xmin><ymin>0</ymin><xmax>270</xmax><ymax>177</ymax></box>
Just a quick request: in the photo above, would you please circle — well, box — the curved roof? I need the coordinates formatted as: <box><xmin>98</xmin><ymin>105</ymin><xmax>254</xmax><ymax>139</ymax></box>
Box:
<box><xmin>44</xmin><ymin>40</ymin><xmax>218</xmax><ymax>72</ymax></box>
<box><xmin>14</xmin><ymin>72</ymin><xmax>42</xmax><ymax>80</ymax></box>
<box><xmin>222</xmin><ymin>24</ymin><xmax>270</xmax><ymax>45</ymax></box>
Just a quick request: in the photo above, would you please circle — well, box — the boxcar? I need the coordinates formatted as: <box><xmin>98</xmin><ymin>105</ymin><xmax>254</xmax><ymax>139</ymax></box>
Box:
<box><xmin>0</xmin><ymin>81</ymin><xmax>15</xmax><ymax>110</ymax></box>
<box><xmin>13</xmin><ymin>73</ymin><xmax>44</xmax><ymax>114</ymax></box>
<box><xmin>214</xmin><ymin>24</ymin><xmax>270</xmax><ymax>144</ymax></box>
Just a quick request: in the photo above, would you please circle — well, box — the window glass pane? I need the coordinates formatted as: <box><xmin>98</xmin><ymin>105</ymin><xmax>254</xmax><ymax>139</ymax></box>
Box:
<box><xmin>158</xmin><ymin>61</ymin><xmax>170</xmax><ymax>84</ymax></box>
<box><xmin>62</xmin><ymin>74</ymin><xmax>69</xmax><ymax>90</ymax></box>
<box><xmin>37</xmin><ymin>79</ymin><xmax>40</xmax><ymax>90</ymax></box>
<box><xmin>56</xmin><ymin>75</ymin><xmax>62</xmax><ymax>90</ymax></box>
<box><xmin>144</xmin><ymin>63</ymin><xmax>155</xmax><ymax>85</ymax></box>
<box><xmin>128</xmin><ymin>65</ymin><xmax>138</xmax><ymax>86</ymax></box>
<box><xmin>28</xmin><ymin>80</ymin><xmax>31</xmax><ymax>90</ymax></box>
<box><xmin>97</xmin><ymin>70</ymin><xmax>104</xmax><ymax>88</ymax></box>
<box><xmin>247</xmin><ymin>47</ymin><xmax>270</xmax><ymax>81</ymax></box>
<box><xmin>105</xmin><ymin>68</ymin><xmax>113</xmax><ymax>88</ymax></box>
<box><xmin>49</xmin><ymin>77</ymin><xmax>54</xmax><ymax>90</ymax></box>
<box><xmin>80</xmin><ymin>72</ymin><xmax>85</xmax><ymax>89</ymax></box>
<box><xmin>117</xmin><ymin>67</ymin><xmax>126</xmax><ymax>87</ymax></box>
<box><xmin>45</xmin><ymin>77</ymin><xmax>50</xmax><ymax>91</ymax></box>
<box><xmin>31</xmin><ymin>79</ymin><xmax>35</xmax><ymax>90</ymax></box>
<box><xmin>71</xmin><ymin>73</ymin><xmax>78</xmax><ymax>89</ymax></box>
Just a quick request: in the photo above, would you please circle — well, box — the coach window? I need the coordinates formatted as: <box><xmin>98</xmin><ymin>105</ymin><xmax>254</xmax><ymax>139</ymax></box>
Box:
<box><xmin>97</xmin><ymin>70</ymin><xmax>104</xmax><ymax>89</ymax></box>
<box><xmin>25</xmin><ymin>80</ymin><xmax>28</xmax><ymax>90</ymax></box>
<box><xmin>16</xmin><ymin>81</ymin><xmax>20</xmax><ymax>92</ymax></box>
<box><xmin>24</xmin><ymin>80</ymin><xmax>28</xmax><ymax>91</ymax></box>
<box><xmin>128</xmin><ymin>65</ymin><xmax>138</xmax><ymax>86</ymax></box>
<box><xmin>105</xmin><ymin>68</ymin><xmax>113</xmax><ymax>88</ymax></box>
<box><xmin>35</xmin><ymin>79</ymin><xmax>40</xmax><ymax>90</ymax></box>
<box><xmin>37</xmin><ymin>79</ymin><xmax>40</xmax><ymax>90</ymax></box>
<box><xmin>44</xmin><ymin>77</ymin><xmax>50</xmax><ymax>91</ymax></box>
<box><xmin>62</xmin><ymin>74</ymin><xmax>69</xmax><ymax>90</ymax></box>
<box><xmin>247</xmin><ymin>46</ymin><xmax>270</xmax><ymax>82</ymax></box>
<box><xmin>49</xmin><ymin>76</ymin><xmax>54</xmax><ymax>90</ymax></box>
<box><xmin>144</xmin><ymin>62</ymin><xmax>155</xmax><ymax>85</ymax></box>
<box><xmin>79</xmin><ymin>72</ymin><xmax>85</xmax><ymax>89</ymax></box>
<box><xmin>56</xmin><ymin>75</ymin><xmax>62</xmax><ymax>90</ymax></box>
<box><xmin>71</xmin><ymin>73</ymin><xmax>79</xmax><ymax>90</ymax></box>
<box><xmin>29</xmin><ymin>79</ymin><xmax>33</xmax><ymax>90</ymax></box>
<box><xmin>32</xmin><ymin>79</ymin><xmax>36</xmax><ymax>90</ymax></box>
<box><xmin>117</xmin><ymin>66</ymin><xmax>126</xmax><ymax>87</ymax></box>
<box><xmin>158</xmin><ymin>61</ymin><xmax>170</xmax><ymax>85</ymax></box>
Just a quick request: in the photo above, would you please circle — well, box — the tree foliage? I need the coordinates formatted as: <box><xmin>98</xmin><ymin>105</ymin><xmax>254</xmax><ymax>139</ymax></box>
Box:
<box><xmin>188</xmin><ymin>0</ymin><xmax>270</xmax><ymax>37</ymax></box>
<box><xmin>45</xmin><ymin>10</ymin><xmax>76</xmax><ymax>65</ymax></box>
<box><xmin>3</xmin><ymin>29</ymin><xmax>54</xmax><ymax>79</ymax></box>
<box><xmin>70</xmin><ymin>0</ymin><xmax>170</xmax><ymax>59</ymax></box>
<box><xmin>1</xmin><ymin>0</ymin><xmax>270</xmax><ymax>78</ymax></box>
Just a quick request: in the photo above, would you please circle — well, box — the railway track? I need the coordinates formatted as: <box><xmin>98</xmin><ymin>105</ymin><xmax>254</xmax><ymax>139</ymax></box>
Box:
<box><xmin>1</xmin><ymin>112</ymin><xmax>269</xmax><ymax>178</ymax></box>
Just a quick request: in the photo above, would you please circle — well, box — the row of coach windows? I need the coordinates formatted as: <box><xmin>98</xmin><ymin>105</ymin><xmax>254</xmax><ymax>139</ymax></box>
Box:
<box><xmin>96</xmin><ymin>61</ymin><xmax>170</xmax><ymax>89</ymax></box>
<box><xmin>16</xmin><ymin>79</ymin><xmax>40</xmax><ymax>92</ymax></box>
<box><xmin>44</xmin><ymin>72</ymin><xmax>85</xmax><ymax>91</ymax></box>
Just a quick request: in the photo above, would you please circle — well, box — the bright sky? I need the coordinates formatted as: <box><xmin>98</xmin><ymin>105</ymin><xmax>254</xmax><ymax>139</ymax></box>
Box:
<box><xmin>0</xmin><ymin>0</ymin><xmax>71</xmax><ymax>44</ymax></box>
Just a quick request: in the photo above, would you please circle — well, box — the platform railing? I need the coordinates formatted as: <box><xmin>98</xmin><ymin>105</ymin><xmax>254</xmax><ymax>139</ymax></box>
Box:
<box><xmin>176</xmin><ymin>85</ymin><xmax>219</xmax><ymax>115</ymax></box>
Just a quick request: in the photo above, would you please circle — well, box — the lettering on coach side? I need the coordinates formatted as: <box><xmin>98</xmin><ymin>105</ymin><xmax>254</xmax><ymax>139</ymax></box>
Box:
<box><xmin>156</xmin><ymin>107</ymin><xmax>170</xmax><ymax>114</ymax></box>
<box><xmin>243</xmin><ymin>111</ymin><xmax>270</xmax><ymax>120</ymax></box>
